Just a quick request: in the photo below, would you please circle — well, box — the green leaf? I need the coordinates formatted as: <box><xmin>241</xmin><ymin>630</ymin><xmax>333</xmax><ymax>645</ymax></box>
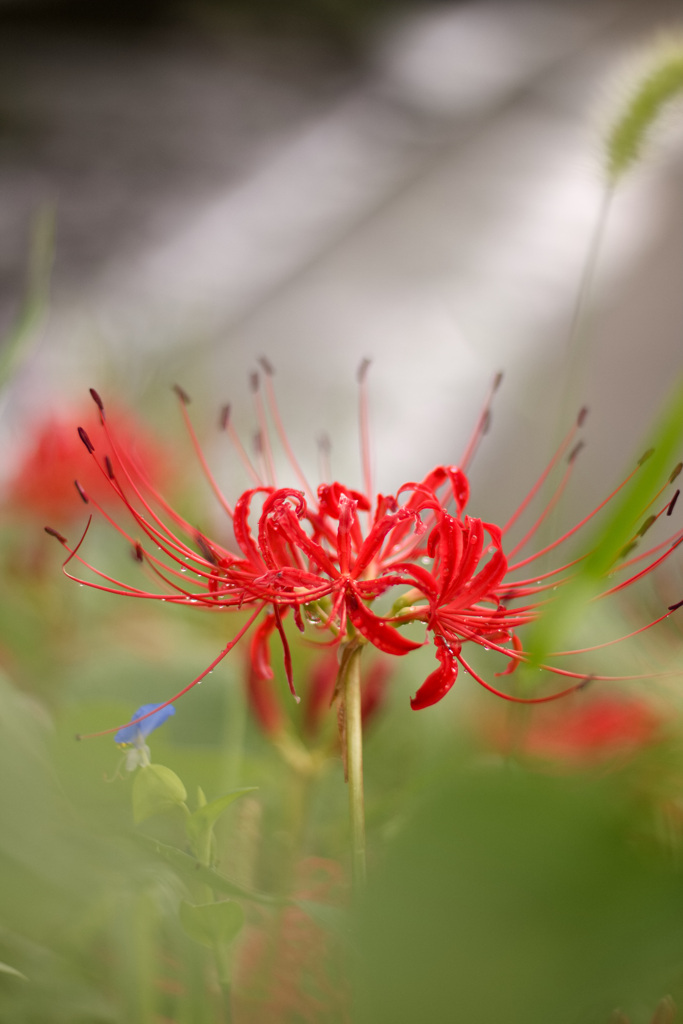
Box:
<box><xmin>179</xmin><ymin>899</ymin><xmax>244</xmax><ymax>948</ymax></box>
<box><xmin>356</xmin><ymin>767</ymin><xmax>683</xmax><ymax>1024</ymax></box>
<box><xmin>132</xmin><ymin>764</ymin><xmax>187</xmax><ymax>824</ymax></box>
<box><xmin>186</xmin><ymin>787</ymin><xmax>257</xmax><ymax>863</ymax></box>
<box><xmin>0</xmin><ymin>961</ymin><xmax>27</xmax><ymax>981</ymax></box>
<box><xmin>134</xmin><ymin>833</ymin><xmax>281</xmax><ymax>906</ymax></box>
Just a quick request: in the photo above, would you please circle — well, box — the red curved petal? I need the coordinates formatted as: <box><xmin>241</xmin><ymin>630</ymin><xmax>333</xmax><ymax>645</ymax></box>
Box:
<box><xmin>346</xmin><ymin>590</ymin><xmax>423</xmax><ymax>656</ymax></box>
<box><xmin>358</xmin><ymin>505</ymin><xmax>429</xmax><ymax>578</ymax></box>
<box><xmin>233</xmin><ymin>487</ymin><xmax>273</xmax><ymax>566</ymax></box>
<box><xmin>410</xmin><ymin>635</ymin><xmax>460</xmax><ymax>710</ymax></box>
<box><xmin>247</xmin><ymin>614</ymin><xmax>283</xmax><ymax>735</ymax></box>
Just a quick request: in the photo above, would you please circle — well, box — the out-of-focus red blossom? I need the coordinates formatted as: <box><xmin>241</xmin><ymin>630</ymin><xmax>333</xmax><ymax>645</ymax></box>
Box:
<box><xmin>486</xmin><ymin>695</ymin><xmax>663</xmax><ymax>765</ymax></box>
<box><xmin>46</xmin><ymin>367</ymin><xmax>683</xmax><ymax>741</ymax></box>
<box><xmin>232</xmin><ymin>857</ymin><xmax>348</xmax><ymax>1024</ymax></box>
<box><xmin>7</xmin><ymin>403</ymin><xmax>170</xmax><ymax>525</ymax></box>
<box><xmin>247</xmin><ymin>642</ymin><xmax>391</xmax><ymax>739</ymax></box>
<box><xmin>304</xmin><ymin>651</ymin><xmax>390</xmax><ymax>738</ymax></box>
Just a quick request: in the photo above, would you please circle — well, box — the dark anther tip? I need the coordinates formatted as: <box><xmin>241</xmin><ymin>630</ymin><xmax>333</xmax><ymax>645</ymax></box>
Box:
<box><xmin>578</xmin><ymin>675</ymin><xmax>595</xmax><ymax>691</ymax></box>
<box><xmin>219</xmin><ymin>404</ymin><xmax>231</xmax><ymax>430</ymax></box>
<box><xmin>77</xmin><ymin>426</ymin><xmax>95</xmax><ymax>453</ymax></box>
<box><xmin>196</xmin><ymin>533</ymin><xmax>218</xmax><ymax>566</ymax></box>
<box><xmin>638</xmin><ymin>447</ymin><xmax>655</xmax><ymax>466</ymax></box>
<box><xmin>493</xmin><ymin>371</ymin><xmax>504</xmax><ymax>390</ymax></box>
<box><xmin>74</xmin><ymin>733</ymin><xmax>82</xmax><ymax>741</ymax></box>
<box><xmin>104</xmin><ymin>455</ymin><xmax>115</xmax><ymax>479</ymax></box>
<box><xmin>619</xmin><ymin>540</ymin><xmax>638</xmax><ymax>560</ymax></box>
<box><xmin>568</xmin><ymin>440</ymin><xmax>585</xmax><ymax>464</ymax></box>
<box><xmin>89</xmin><ymin>388</ymin><xmax>105</xmax><ymax>419</ymax></box>
<box><xmin>133</xmin><ymin>541</ymin><xmax>144</xmax><ymax>563</ymax></box>
<box><xmin>74</xmin><ymin>480</ymin><xmax>89</xmax><ymax>504</ymax></box>
<box><xmin>258</xmin><ymin>356</ymin><xmax>274</xmax><ymax>376</ymax></box>
<box><xmin>637</xmin><ymin>514</ymin><xmax>657</xmax><ymax>537</ymax></box>
<box><xmin>253</xmin><ymin>430</ymin><xmax>263</xmax><ymax>454</ymax></box>
<box><xmin>249</xmin><ymin>371</ymin><xmax>260</xmax><ymax>393</ymax></box>
<box><xmin>172</xmin><ymin>384</ymin><xmax>191</xmax><ymax>405</ymax></box>
<box><xmin>357</xmin><ymin>358</ymin><xmax>371</xmax><ymax>383</ymax></box>
<box><xmin>668</xmin><ymin>598</ymin><xmax>683</xmax><ymax>612</ymax></box>
<box><xmin>667</xmin><ymin>489</ymin><xmax>680</xmax><ymax>517</ymax></box>
<box><xmin>481</xmin><ymin>410</ymin><xmax>492</xmax><ymax>435</ymax></box>
<box><xmin>577</xmin><ymin>406</ymin><xmax>589</xmax><ymax>427</ymax></box>
<box><xmin>44</xmin><ymin>526</ymin><xmax>67</xmax><ymax>543</ymax></box>
<box><xmin>317</xmin><ymin>432</ymin><xmax>332</xmax><ymax>454</ymax></box>
<box><xmin>669</xmin><ymin>462</ymin><xmax>682</xmax><ymax>483</ymax></box>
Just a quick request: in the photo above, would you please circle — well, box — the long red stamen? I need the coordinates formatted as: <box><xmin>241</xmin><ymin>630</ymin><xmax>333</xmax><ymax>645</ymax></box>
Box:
<box><xmin>460</xmin><ymin>371</ymin><xmax>504</xmax><ymax>472</ymax></box>
<box><xmin>317</xmin><ymin>433</ymin><xmax>332</xmax><ymax>483</ymax></box>
<box><xmin>635</xmin><ymin>461</ymin><xmax>682</xmax><ymax>519</ymax></box>
<box><xmin>251</xmin><ymin>373</ymin><xmax>277</xmax><ymax>487</ymax></box>
<box><xmin>219</xmin><ymin>404</ymin><xmax>263</xmax><ymax>487</ymax></box>
<box><xmin>173</xmin><ymin>387</ymin><xmax>234</xmax><ymax>518</ymax></box>
<box><xmin>502</xmin><ymin>406</ymin><xmax>585</xmax><ymax>536</ymax></box>
<box><xmin>87</xmin><ymin>399</ymin><xmax>215</xmax><ymax>552</ymax></box>
<box><xmin>599</xmin><ymin>537</ymin><xmax>683</xmax><ymax>599</ymax></box>
<box><xmin>61</xmin><ymin>524</ymin><xmax>237</xmax><ymax>605</ymax></box>
<box><xmin>76</xmin><ymin>605</ymin><xmax>265</xmax><ymax>739</ymax></box>
<box><xmin>501</xmin><ymin>553</ymin><xmax>586</xmax><ymax>590</ymax></box>
<box><xmin>614</xmin><ymin>528</ymin><xmax>683</xmax><ymax>574</ymax></box>
<box><xmin>259</xmin><ymin>359</ymin><xmax>315</xmax><ymax>501</ymax></box>
<box><xmin>552</xmin><ymin>605</ymin><xmax>680</xmax><ymax>655</ymax></box>
<box><xmin>62</xmin><ymin>470</ymin><xmax>237</xmax><ymax>605</ymax></box>
<box><xmin>507</xmin><ymin>460</ymin><xmax>641</xmax><ymax>572</ymax></box>
<box><xmin>84</xmin><ymin>469</ymin><xmax>230</xmax><ymax>580</ymax></box>
<box><xmin>457</xmin><ymin>651</ymin><xmax>587</xmax><ymax>704</ymax></box>
<box><xmin>357</xmin><ymin>359</ymin><xmax>373</xmax><ymax>510</ymax></box>
<box><xmin>505</xmin><ymin>456</ymin><xmax>577</xmax><ymax>559</ymax></box>
<box><xmin>272</xmin><ymin>604</ymin><xmax>298</xmax><ymax>700</ymax></box>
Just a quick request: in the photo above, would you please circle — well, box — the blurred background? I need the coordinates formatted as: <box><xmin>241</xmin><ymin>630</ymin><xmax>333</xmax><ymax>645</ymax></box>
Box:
<box><xmin>1</xmin><ymin>0</ymin><xmax>681</xmax><ymax>495</ymax></box>
<box><xmin>0</xmin><ymin>0</ymin><xmax>683</xmax><ymax>1021</ymax></box>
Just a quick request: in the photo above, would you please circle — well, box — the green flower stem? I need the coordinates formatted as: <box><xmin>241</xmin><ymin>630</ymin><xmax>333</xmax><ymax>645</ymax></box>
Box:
<box><xmin>189</xmin><ymin>806</ymin><xmax>232</xmax><ymax>1014</ymax></box>
<box><xmin>344</xmin><ymin>644</ymin><xmax>366</xmax><ymax>889</ymax></box>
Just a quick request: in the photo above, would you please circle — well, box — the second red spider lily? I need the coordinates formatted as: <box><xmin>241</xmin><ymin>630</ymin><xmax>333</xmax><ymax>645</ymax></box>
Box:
<box><xmin>45</xmin><ymin>366</ymin><xmax>683</xmax><ymax>738</ymax></box>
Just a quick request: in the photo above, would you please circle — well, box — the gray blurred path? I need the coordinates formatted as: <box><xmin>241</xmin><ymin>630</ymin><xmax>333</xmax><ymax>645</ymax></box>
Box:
<box><xmin>2</xmin><ymin>0</ymin><xmax>682</xmax><ymax>500</ymax></box>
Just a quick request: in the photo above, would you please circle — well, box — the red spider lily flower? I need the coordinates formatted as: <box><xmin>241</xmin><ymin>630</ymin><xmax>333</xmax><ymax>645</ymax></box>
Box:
<box><xmin>247</xmin><ymin>642</ymin><xmax>390</xmax><ymax>740</ymax></box>
<box><xmin>44</xmin><ymin>365</ymin><xmax>683</xmax><ymax>739</ymax></box>
<box><xmin>484</xmin><ymin>694</ymin><xmax>663</xmax><ymax>765</ymax></box>
<box><xmin>232</xmin><ymin>857</ymin><xmax>349</xmax><ymax>1024</ymax></box>
<box><xmin>302</xmin><ymin>651</ymin><xmax>391</xmax><ymax>739</ymax></box>
<box><xmin>7</xmin><ymin>402</ymin><xmax>170</xmax><ymax>525</ymax></box>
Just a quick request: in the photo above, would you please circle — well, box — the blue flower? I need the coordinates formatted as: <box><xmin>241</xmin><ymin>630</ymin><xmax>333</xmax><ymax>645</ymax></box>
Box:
<box><xmin>115</xmin><ymin>704</ymin><xmax>175</xmax><ymax>769</ymax></box>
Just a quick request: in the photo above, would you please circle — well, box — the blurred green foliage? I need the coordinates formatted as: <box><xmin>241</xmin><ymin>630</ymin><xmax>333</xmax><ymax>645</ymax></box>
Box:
<box><xmin>355</xmin><ymin>764</ymin><xmax>683</xmax><ymax>1024</ymax></box>
<box><xmin>1</xmin><ymin>23</ymin><xmax>683</xmax><ymax>1021</ymax></box>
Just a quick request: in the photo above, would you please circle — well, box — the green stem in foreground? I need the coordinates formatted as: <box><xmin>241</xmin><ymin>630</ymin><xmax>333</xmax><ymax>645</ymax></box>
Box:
<box><xmin>343</xmin><ymin>644</ymin><xmax>366</xmax><ymax>889</ymax></box>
